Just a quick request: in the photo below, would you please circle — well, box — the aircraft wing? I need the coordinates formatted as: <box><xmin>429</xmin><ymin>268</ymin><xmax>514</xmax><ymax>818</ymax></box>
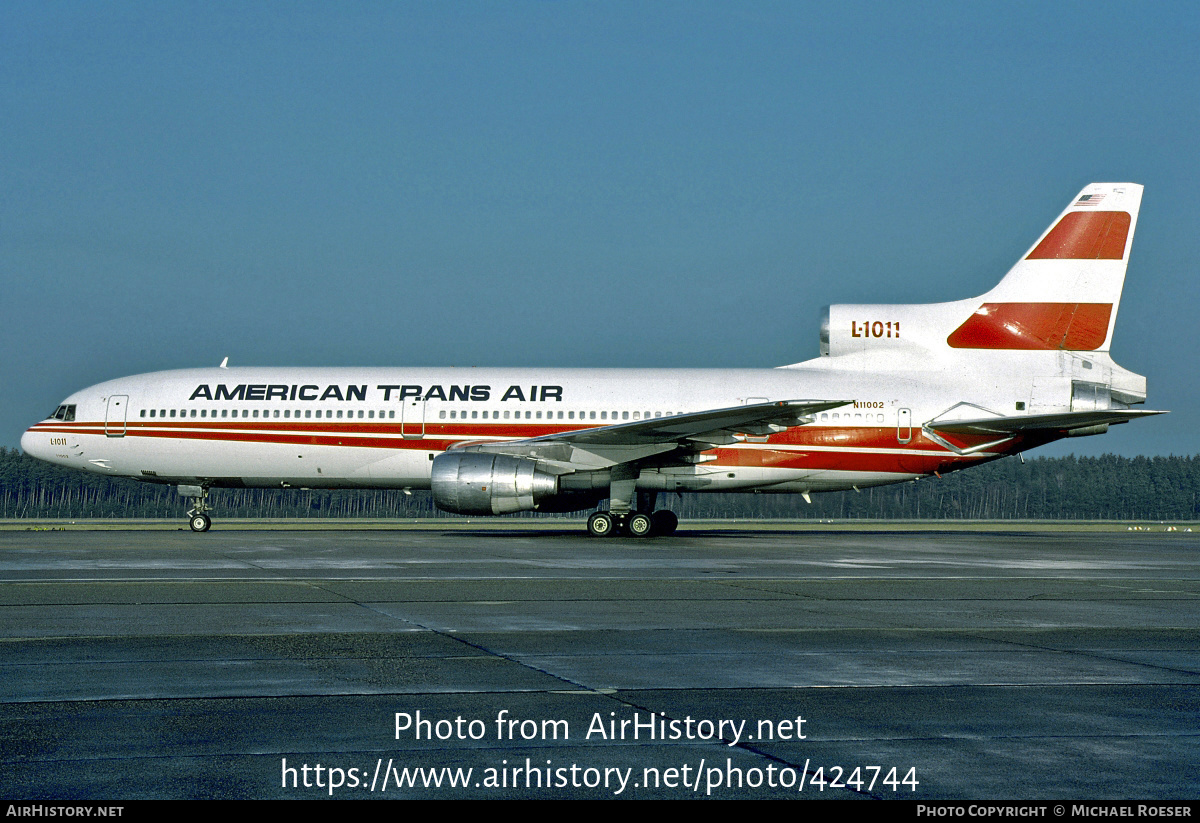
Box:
<box><xmin>927</xmin><ymin>408</ymin><xmax>1166</xmax><ymax>437</ymax></box>
<box><xmin>456</xmin><ymin>399</ymin><xmax>851</xmax><ymax>470</ymax></box>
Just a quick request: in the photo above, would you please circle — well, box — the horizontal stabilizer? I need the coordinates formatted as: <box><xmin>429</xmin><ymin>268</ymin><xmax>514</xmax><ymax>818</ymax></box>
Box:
<box><xmin>928</xmin><ymin>409</ymin><xmax>1166</xmax><ymax>437</ymax></box>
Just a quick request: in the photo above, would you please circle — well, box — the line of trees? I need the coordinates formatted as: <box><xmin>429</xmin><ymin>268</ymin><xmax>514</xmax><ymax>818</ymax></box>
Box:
<box><xmin>1</xmin><ymin>447</ymin><xmax>1197</xmax><ymax>521</ymax></box>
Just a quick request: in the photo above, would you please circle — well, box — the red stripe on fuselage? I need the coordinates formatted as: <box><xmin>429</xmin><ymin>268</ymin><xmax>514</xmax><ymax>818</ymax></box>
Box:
<box><xmin>27</xmin><ymin>420</ymin><xmax>1014</xmax><ymax>476</ymax></box>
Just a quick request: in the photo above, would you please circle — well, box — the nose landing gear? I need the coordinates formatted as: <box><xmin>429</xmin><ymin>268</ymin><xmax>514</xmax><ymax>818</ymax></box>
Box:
<box><xmin>179</xmin><ymin>485</ymin><xmax>213</xmax><ymax>532</ymax></box>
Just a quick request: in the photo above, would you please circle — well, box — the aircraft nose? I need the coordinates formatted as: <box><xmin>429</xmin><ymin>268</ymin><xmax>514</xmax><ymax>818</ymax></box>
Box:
<box><xmin>21</xmin><ymin>426</ymin><xmax>49</xmax><ymax>461</ymax></box>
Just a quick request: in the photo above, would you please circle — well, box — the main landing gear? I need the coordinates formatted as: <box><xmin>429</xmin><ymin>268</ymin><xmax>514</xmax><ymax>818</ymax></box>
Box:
<box><xmin>180</xmin><ymin>485</ymin><xmax>213</xmax><ymax>532</ymax></box>
<box><xmin>586</xmin><ymin>509</ymin><xmax>678</xmax><ymax>538</ymax></box>
<box><xmin>586</xmin><ymin>486</ymin><xmax>678</xmax><ymax>537</ymax></box>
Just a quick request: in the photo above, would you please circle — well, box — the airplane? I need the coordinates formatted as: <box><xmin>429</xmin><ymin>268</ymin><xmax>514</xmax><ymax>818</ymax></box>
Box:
<box><xmin>21</xmin><ymin>183</ymin><xmax>1164</xmax><ymax>536</ymax></box>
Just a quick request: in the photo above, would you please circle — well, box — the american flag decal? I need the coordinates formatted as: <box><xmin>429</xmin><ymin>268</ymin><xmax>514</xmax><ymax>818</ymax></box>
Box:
<box><xmin>1075</xmin><ymin>193</ymin><xmax>1106</xmax><ymax>206</ymax></box>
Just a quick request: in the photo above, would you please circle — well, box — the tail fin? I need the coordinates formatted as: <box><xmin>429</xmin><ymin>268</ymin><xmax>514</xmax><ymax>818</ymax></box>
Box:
<box><xmin>946</xmin><ymin>183</ymin><xmax>1142</xmax><ymax>353</ymax></box>
<box><xmin>811</xmin><ymin>183</ymin><xmax>1144</xmax><ymax>362</ymax></box>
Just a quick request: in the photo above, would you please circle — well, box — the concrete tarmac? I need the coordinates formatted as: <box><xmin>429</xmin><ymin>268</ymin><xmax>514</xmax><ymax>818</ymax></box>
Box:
<box><xmin>1</xmin><ymin>525</ymin><xmax>1197</xmax><ymax>799</ymax></box>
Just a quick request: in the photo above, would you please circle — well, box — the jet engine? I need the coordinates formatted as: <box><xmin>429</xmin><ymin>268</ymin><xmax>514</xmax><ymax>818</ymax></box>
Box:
<box><xmin>431</xmin><ymin>452</ymin><xmax>559</xmax><ymax>515</ymax></box>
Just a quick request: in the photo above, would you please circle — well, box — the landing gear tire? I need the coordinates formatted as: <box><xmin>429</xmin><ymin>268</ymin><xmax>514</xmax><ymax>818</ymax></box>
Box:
<box><xmin>651</xmin><ymin>510</ymin><xmax>678</xmax><ymax>536</ymax></box>
<box><xmin>182</xmin><ymin>484</ymin><xmax>214</xmax><ymax>533</ymax></box>
<box><xmin>587</xmin><ymin>511</ymin><xmax>616</xmax><ymax>537</ymax></box>
<box><xmin>625</xmin><ymin>512</ymin><xmax>654</xmax><ymax>537</ymax></box>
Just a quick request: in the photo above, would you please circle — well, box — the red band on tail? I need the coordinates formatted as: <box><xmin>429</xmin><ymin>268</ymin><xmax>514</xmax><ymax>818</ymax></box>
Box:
<box><xmin>1026</xmin><ymin>211</ymin><xmax>1130</xmax><ymax>260</ymax></box>
<box><xmin>947</xmin><ymin>303</ymin><xmax>1113</xmax><ymax>350</ymax></box>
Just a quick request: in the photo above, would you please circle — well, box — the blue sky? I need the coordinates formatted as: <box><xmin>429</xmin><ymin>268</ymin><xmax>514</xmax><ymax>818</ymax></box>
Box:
<box><xmin>3</xmin><ymin>2</ymin><xmax>1197</xmax><ymax>456</ymax></box>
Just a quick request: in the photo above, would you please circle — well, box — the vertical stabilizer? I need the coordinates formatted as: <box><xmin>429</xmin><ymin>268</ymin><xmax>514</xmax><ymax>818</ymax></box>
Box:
<box><xmin>947</xmin><ymin>183</ymin><xmax>1142</xmax><ymax>353</ymax></box>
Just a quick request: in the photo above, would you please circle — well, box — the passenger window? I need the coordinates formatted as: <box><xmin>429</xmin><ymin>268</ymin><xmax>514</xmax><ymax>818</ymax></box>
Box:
<box><xmin>623</xmin><ymin>411</ymin><xmax>630</xmax><ymax>420</ymax></box>
<box><xmin>305</xmin><ymin>410</ymin><xmax>311</xmax><ymax>419</ymax></box>
<box><xmin>140</xmin><ymin>410</ymin><xmax>146</xmax><ymax>418</ymax></box>
<box><xmin>590</xmin><ymin>411</ymin><xmax>596</xmax><ymax>420</ymax></box>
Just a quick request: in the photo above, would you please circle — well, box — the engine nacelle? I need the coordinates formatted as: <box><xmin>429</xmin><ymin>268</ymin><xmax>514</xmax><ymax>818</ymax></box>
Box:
<box><xmin>431</xmin><ymin>452</ymin><xmax>559</xmax><ymax>515</ymax></box>
<box><xmin>820</xmin><ymin>301</ymin><xmax>973</xmax><ymax>358</ymax></box>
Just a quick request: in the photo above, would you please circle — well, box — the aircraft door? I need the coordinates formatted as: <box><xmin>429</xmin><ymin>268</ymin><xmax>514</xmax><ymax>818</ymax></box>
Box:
<box><xmin>897</xmin><ymin>408</ymin><xmax>912</xmax><ymax>444</ymax></box>
<box><xmin>401</xmin><ymin>398</ymin><xmax>425</xmax><ymax>439</ymax></box>
<box><xmin>105</xmin><ymin>395</ymin><xmax>128</xmax><ymax>438</ymax></box>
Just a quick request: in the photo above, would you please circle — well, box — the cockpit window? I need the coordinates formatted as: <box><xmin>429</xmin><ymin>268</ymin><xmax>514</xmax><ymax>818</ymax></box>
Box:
<box><xmin>48</xmin><ymin>404</ymin><xmax>76</xmax><ymax>422</ymax></box>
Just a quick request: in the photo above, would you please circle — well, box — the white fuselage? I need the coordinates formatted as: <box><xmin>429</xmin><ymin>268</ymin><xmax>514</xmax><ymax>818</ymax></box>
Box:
<box><xmin>20</xmin><ymin>356</ymin><xmax>1057</xmax><ymax>495</ymax></box>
